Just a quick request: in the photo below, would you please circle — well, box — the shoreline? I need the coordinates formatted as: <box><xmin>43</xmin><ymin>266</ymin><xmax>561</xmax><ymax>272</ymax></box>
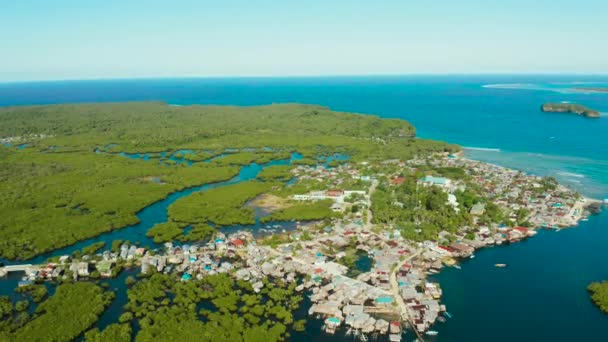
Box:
<box><xmin>459</xmin><ymin>155</ymin><xmax>600</xmax><ymax>227</ymax></box>
<box><xmin>460</xmin><ymin>153</ymin><xmax>603</xmax><ymax>202</ymax></box>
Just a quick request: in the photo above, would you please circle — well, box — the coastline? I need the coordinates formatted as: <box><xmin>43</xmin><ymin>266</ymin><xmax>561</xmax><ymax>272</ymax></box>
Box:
<box><xmin>460</xmin><ymin>155</ymin><xmax>599</xmax><ymax>227</ymax></box>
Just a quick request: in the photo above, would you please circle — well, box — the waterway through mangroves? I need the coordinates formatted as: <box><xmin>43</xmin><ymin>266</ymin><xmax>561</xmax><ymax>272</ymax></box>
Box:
<box><xmin>4</xmin><ymin>153</ymin><xmax>303</xmax><ymax>268</ymax></box>
<box><xmin>0</xmin><ymin>151</ymin><xmax>307</xmax><ymax>331</ymax></box>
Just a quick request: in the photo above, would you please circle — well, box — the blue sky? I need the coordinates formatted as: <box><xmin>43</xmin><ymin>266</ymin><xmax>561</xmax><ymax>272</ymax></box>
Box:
<box><xmin>1</xmin><ymin>0</ymin><xmax>607</xmax><ymax>81</ymax></box>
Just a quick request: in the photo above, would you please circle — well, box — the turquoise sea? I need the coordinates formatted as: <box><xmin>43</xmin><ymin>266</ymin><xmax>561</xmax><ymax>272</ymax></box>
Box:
<box><xmin>1</xmin><ymin>76</ymin><xmax>607</xmax><ymax>341</ymax></box>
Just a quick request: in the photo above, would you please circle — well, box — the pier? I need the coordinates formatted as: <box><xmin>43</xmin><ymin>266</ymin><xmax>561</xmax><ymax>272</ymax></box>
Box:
<box><xmin>0</xmin><ymin>264</ymin><xmax>38</xmax><ymax>277</ymax></box>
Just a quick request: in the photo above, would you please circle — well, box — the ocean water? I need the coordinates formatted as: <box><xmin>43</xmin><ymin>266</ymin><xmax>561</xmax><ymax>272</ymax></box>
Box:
<box><xmin>1</xmin><ymin>76</ymin><xmax>607</xmax><ymax>341</ymax></box>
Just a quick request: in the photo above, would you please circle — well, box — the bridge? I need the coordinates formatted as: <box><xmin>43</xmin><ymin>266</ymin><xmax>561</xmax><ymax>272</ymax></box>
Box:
<box><xmin>0</xmin><ymin>264</ymin><xmax>38</xmax><ymax>275</ymax></box>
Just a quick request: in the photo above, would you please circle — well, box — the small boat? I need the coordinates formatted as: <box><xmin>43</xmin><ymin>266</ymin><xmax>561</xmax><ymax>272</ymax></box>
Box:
<box><xmin>425</xmin><ymin>331</ymin><xmax>439</xmax><ymax>336</ymax></box>
<box><xmin>437</xmin><ymin>316</ymin><xmax>446</xmax><ymax>323</ymax></box>
<box><xmin>581</xmin><ymin>218</ymin><xmax>589</xmax><ymax>222</ymax></box>
<box><xmin>453</xmin><ymin>265</ymin><xmax>461</xmax><ymax>270</ymax></box>
<box><xmin>495</xmin><ymin>263</ymin><xmax>507</xmax><ymax>268</ymax></box>
<box><xmin>443</xmin><ymin>311</ymin><xmax>453</xmax><ymax>319</ymax></box>
<box><xmin>470</xmin><ymin>254</ymin><xmax>475</xmax><ymax>259</ymax></box>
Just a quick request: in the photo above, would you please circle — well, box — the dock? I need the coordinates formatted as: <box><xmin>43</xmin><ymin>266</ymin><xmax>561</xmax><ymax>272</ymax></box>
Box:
<box><xmin>0</xmin><ymin>264</ymin><xmax>39</xmax><ymax>277</ymax></box>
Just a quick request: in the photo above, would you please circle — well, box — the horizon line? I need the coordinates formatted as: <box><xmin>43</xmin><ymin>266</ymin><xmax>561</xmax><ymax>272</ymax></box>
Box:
<box><xmin>2</xmin><ymin>72</ymin><xmax>608</xmax><ymax>85</ymax></box>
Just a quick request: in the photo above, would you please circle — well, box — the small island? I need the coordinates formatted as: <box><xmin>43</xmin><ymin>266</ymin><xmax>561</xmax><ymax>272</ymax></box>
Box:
<box><xmin>541</xmin><ymin>103</ymin><xmax>601</xmax><ymax>118</ymax></box>
<box><xmin>588</xmin><ymin>281</ymin><xmax>608</xmax><ymax>313</ymax></box>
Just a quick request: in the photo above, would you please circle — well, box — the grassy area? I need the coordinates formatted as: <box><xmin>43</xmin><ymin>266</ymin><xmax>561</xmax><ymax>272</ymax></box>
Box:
<box><xmin>168</xmin><ymin>181</ymin><xmax>279</xmax><ymax>226</ymax></box>
<box><xmin>261</xmin><ymin>199</ymin><xmax>336</xmax><ymax>223</ymax></box>
<box><xmin>258</xmin><ymin>165</ymin><xmax>294</xmax><ymax>182</ymax></box>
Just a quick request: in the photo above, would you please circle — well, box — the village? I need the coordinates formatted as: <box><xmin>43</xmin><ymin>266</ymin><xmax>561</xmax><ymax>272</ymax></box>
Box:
<box><xmin>1</xmin><ymin>153</ymin><xmax>600</xmax><ymax>341</ymax></box>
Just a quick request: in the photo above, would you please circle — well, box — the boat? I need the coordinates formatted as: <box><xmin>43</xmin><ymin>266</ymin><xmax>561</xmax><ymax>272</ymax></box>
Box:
<box><xmin>425</xmin><ymin>331</ymin><xmax>439</xmax><ymax>336</ymax></box>
<box><xmin>443</xmin><ymin>311</ymin><xmax>453</xmax><ymax>319</ymax></box>
<box><xmin>453</xmin><ymin>265</ymin><xmax>461</xmax><ymax>270</ymax></box>
<box><xmin>495</xmin><ymin>263</ymin><xmax>507</xmax><ymax>268</ymax></box>
<box><xmin>470</xmin><ymin>254</ymin><xmax>475</xmax><ymax>259</ymax></box>
<box><xmin>437</xmin><ymin>316</ymin><xmax>446</xmax><ymax>323</ymax></box>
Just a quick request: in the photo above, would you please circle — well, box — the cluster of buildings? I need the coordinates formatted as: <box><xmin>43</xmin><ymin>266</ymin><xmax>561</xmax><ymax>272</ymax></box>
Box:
<box><xmin>3</xmin><ymin>152</ymin><xmax>601</xmax><ymax>342</ymax></box>
<box><xmin>424</xmin><ymin>155</ymin><xmax>591</xmax><ymax>229</ymax></box>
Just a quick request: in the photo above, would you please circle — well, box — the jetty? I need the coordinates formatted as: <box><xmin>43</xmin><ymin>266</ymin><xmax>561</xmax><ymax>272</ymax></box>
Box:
<box><xmin>0</xmin><ymin>264</ymin><xmax>36</xmax><ymax>273</ymax></box>
<box><xmin>0</xmin><ymin>264</ymin><xmax>39</xmax><ymax>278</ymax></box>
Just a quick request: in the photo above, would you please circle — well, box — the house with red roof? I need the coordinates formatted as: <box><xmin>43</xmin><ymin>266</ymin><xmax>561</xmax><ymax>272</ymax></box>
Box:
<box><xmin>230</xmin><ymin>239</ymin><xmax>245</xmax><ymax>248</ymax></box>
<box><xmin>390</xmin><ymin>177</ymin><xmax>405</xmax><ymax>185</ymax></box>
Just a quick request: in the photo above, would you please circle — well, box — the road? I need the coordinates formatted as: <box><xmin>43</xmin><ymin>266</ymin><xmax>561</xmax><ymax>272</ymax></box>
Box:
<box><xmin>389</xmin><ymin>248</ymin><xmax>425</xmax><ymax>341</ymax></box>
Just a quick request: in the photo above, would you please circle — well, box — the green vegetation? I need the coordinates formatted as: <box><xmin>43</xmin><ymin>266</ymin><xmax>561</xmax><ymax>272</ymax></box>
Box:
<box><xmin>541</xmin><ymin>103</ymin><xmax>600</xmax><ymax>118</ymax></box>
<box><xmin>337</xmin><ymin>239</ymin><xmax>372</xmax><ymax>278</ymax></box>
<box><xmin>0</xmin><ymin>148</ymin><xmax>238</xmax><ymax>259</ymax></box>
<box><xmin>181</xmin><ymin>151</ymin><xmax>219</xmax><ymax>162</ymax></box>
<box><xmin>120</xmin><ymin>272</ymin><xmax>303</xmax><ymax>341</ymax></box>
<box><xmin>292</xmin><ymin>158</ymin><xmax>317</xmax><ymax>166</ymax></box>
<box><xmin>345</xmin><ymin>192</ymin><xmax>366</xmax><ymax>203</ymax></box>
<box><xmin>432</xmin><ymin>167</ymin><xmax>468</xmax><ymax>180</ymax></box>
<box><xmin>85</xmin><ymin>324</ymin><xmax>131</xmax><ymax>342</ymax></box>
<box><xmin>372</xmin><ymin>178</ymin><xmax>473</xmax><ymax>241</ymax></box>
<box><xmin>213</xmin><ymin>152</ymin><xmax>291</xmax><ymax>166</ymax></box>
<box><xmin>0</xmin><ymin>102</ymin><xmax>455</xmax><ymax>259</ymax></box>
<box><xmin>169</xmin><ymin>181</ymin><xmax>278</xmax><ymax>226</ymax></box>
<box><xmin>81</xmin><ymin>241</ymin><xmax>106</xmax><ymax>256</ymax></box>
<box><xmin>588</xmin><ymin>281</ymin><xmax>608</xmax><ymax>313</ymax></box>
<box><xmin>261</xmin><ymin>200</ymin><xmax>336</xmax><ymax>223</ymax></box>
<box><xmin>177</xmin><ymin>224</ymin><xmax>216</xmax><ymax>242</ymax></box>
<box><xmin>15</xmin><ymin>285</ymin><xmax>48</xmax><ymax>303</ymax></box>
<box><xmin>213</xmin><ymin>152</ymin><xmax>267</xmax><ymax>166</ymax></box>
<box><xmin>258</xmin><ymin>165</ymin><xmax>294</xmax><ymax>182</ymax></box>
<box><xmin>260</xmin><ymin>234</ymin><xmax>292</xmax><ymax>248</ymax></box>
<box><xmin>271</xmin><ymin>179</ymin><xmax>330</xmax><ymax>198</ymax></box>
<box><xmin>146</xmin><ymin>222</ymin><xmax>217</xmax><ymax>243</ymax></box>
<box><xmin>146</xmin><ymin>222</ymin><xmax>184</xmax><ymax>243</ymax></box>
<box><xmin>1</xmin><ymin>282</ymin><xmax>113</xmax><ymax>342</ymax></box>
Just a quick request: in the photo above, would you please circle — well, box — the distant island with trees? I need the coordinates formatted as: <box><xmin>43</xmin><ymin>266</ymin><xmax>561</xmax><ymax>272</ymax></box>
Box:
<box><xmin>541</xmin><ymin>103</ymin><xmax>601</xmax><ymax>118</ymax></box>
